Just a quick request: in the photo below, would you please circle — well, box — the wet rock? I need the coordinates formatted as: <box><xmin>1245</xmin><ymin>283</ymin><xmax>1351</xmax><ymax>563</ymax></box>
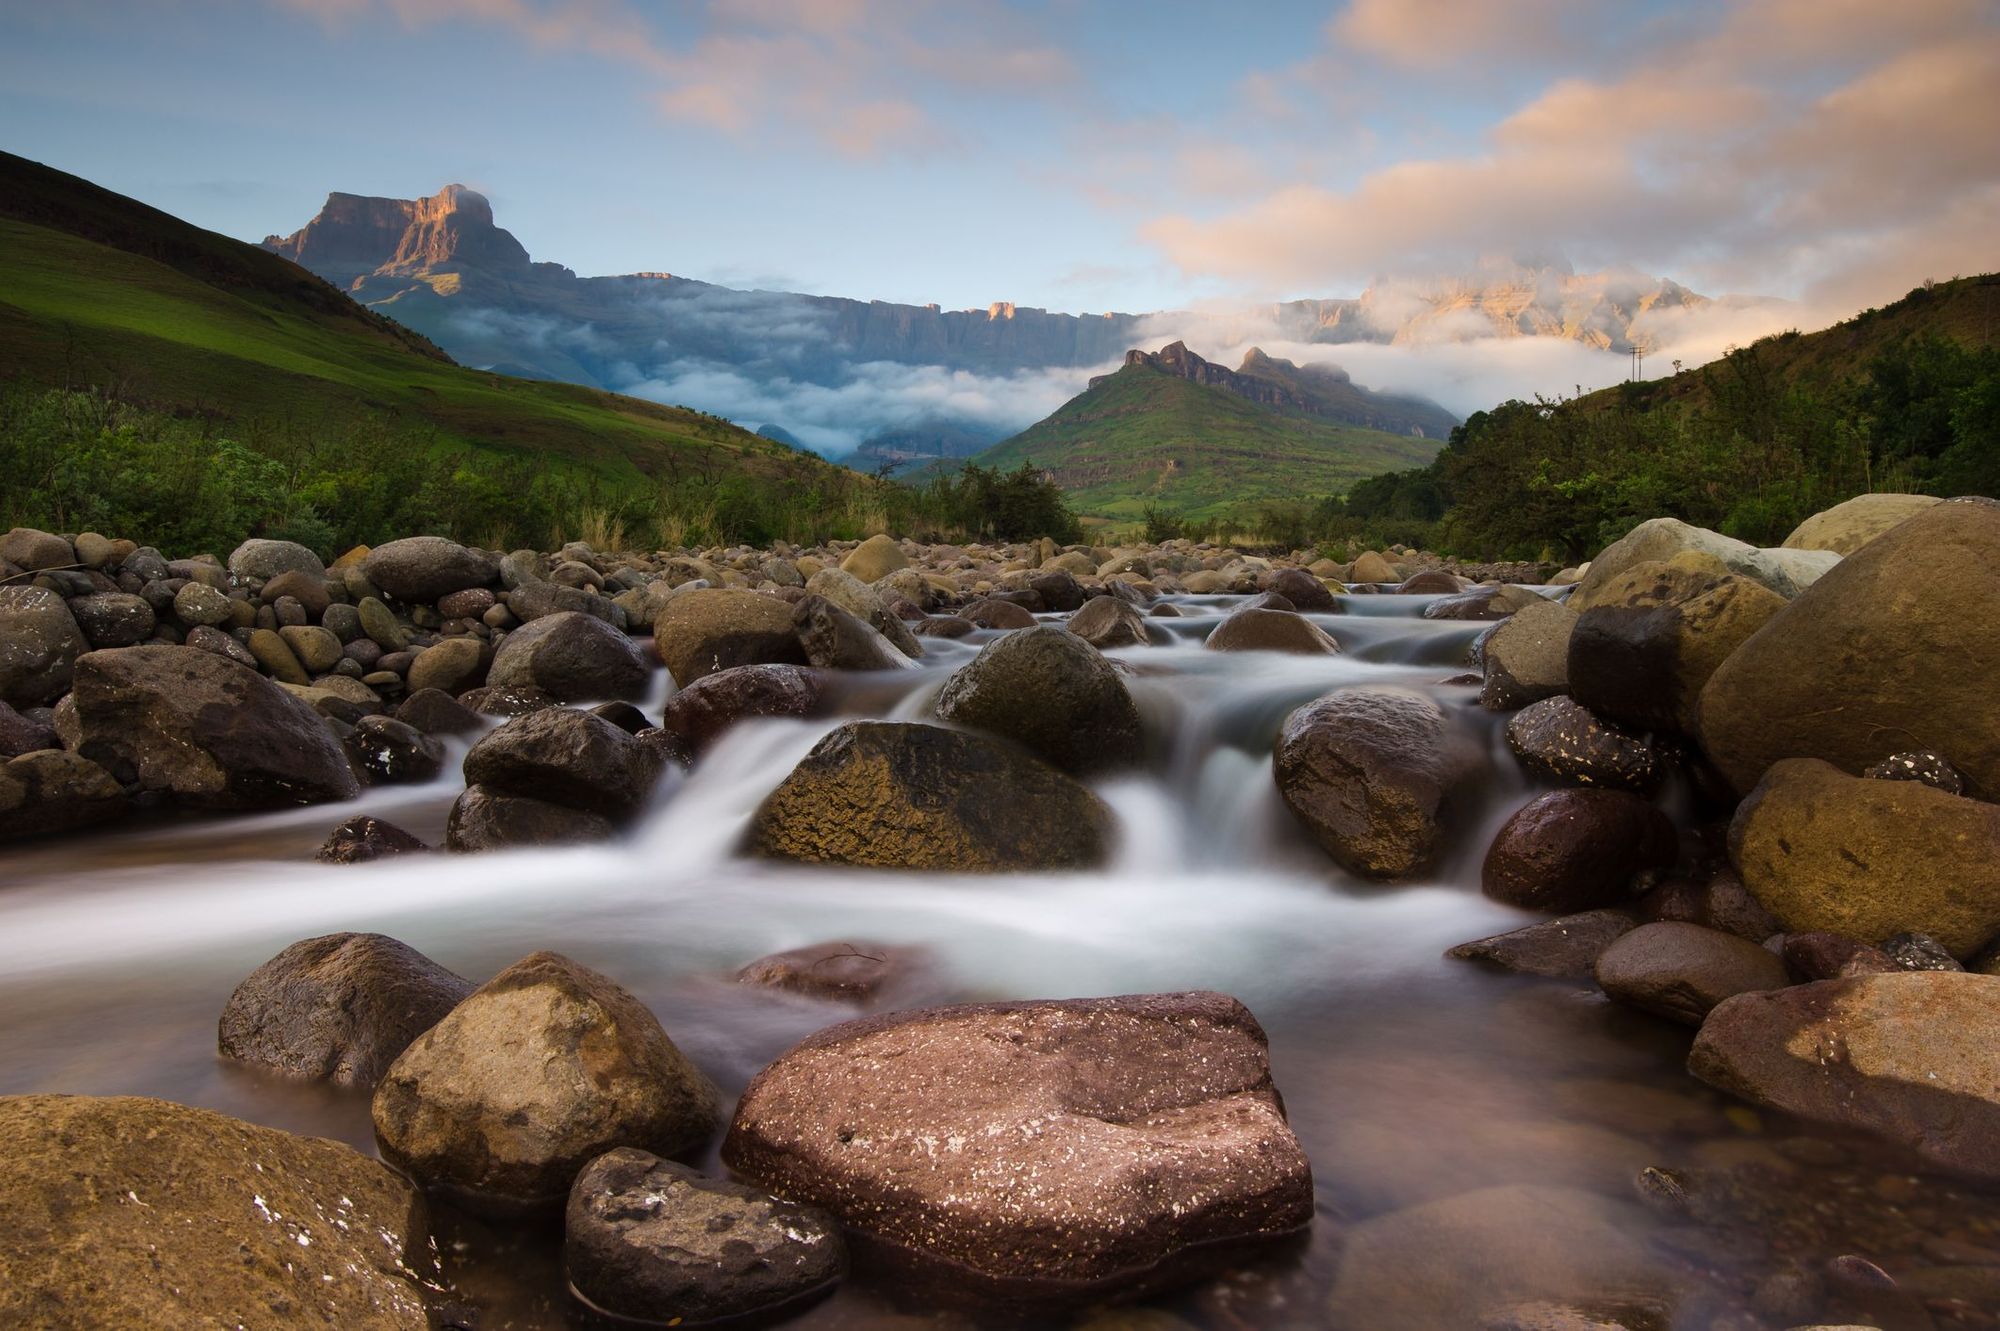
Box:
<box><xmin>0</xmin><ymin>1094</ymin><xmax>432</xmax><ymax>1330</ymax></box>
<box><xmin>748</xmin><ymin>720</ymin><xmax>1113</xmax><ymax>871</ymax></box>
<box><xmin>1204</xmin><ymin>607</ymin><xmax>1341</xmax><ymax>654</ymax></box>
<box><xmin>1265</xmin><ymin>566</ymin><xmax>1338</xmax><ymax>610</ymax></box>
<box><xmin>1730</xmin><ymin>758</ymin><xmax>2000</xmax><ymax>959</ymax></box>
<box><xmin>1423</xmin><ymin>583</ymin><xmax>1544</xmax><ymax>620</ymax></box>
<box><xmin>66</xmin><ymin>590</ymin><xmax>155</xmax><ymax>647</ymax></box>
<box><xmin>462</xmin><ymin>707</ymin><xmax>655</xmax><ymax>820</ymax></box>
<box><xmin>840</xmin><ymin>534</ymin><xmax>909</xmax><ymax>583</ymax></box>
<box><xmin>1878</xmin><ymin>931</ymin><xmax>1961</xmax><ymax>972</ymax></box>
<box><xmin>722</xmin><ymin>991</ymin><xmax>1312</xmax><ymax>1297</ymax></box>
<box><xmin>1697</xmin><ymin>498</ymin><xmax>2000</xmax><ymax>796</ymax></box>
<box><xmin>653</xmin><ymin>588</ymin><xmax>807</xmax><ymax>686</ymax></box>
<box><xmin>1505</xmin><ymin>696</ymin><xmax>1663</xmax><ymax>794</ymax></box>
<box><xmin>589</xmin><ymin>700</ymin><xmax>651</xmax><ymax>735</ymax></box>
<box><xmin>0</xmin><ymin>585</ymin><xmax>87</xmax><ymax>707</ymax></box>
<box><xmin>396</xmin><ymin>687</ymin><xmax>483</xmax><ymax>735</ymax></box>
<box><xmin>444</xmin><ymin>785</ymin><xmax>615</xmax><ymax>852</ymax></box>
<box><xmin>1067</xmin><ymin>595</ymin><xmax>1158</xmax><ymax>648</ymax></box>
<box><xmin>735</xmin><ymin>941</ymin><xmax>929</xmax><ymax>1006</ymax></box>
<box><xmin>657</xmin><ymin>663</ymin><xmax>825</xmax><ymax>757</ymax></box>
<box><xmin>1480</xmin><ymin>599</ymin><xmax>1577</xmax><ymax>710</ymax></box>
<box><xmin>1863</xmin><ymin>749</ymin><xmax>1964</xmax><ymax>795</ymax></box>
<box><xmin>794</xmin><ymin>594</ymin><xmax>918</xmax><ymax>672</ymax></box>
<box><xmin>373</xmin><ymin>951</ymin><xmax>720</xmax><ymax>1213</ymax></box>
<box><xmin>227</xmin><ymin>538</ymin><xmax>327</xmax><ymax>582</ymax></box>
<box><xmin>566</xmin><ymin>1147</ymin><xmax>845</xmax><ymax>1325</ymax></box>
<box><xmin>934</xmin><ymin>626</ymin><xmax>1142</xmax><ymax>776</ymax></box>
<box><xmin>318</xmin><ymin>814</ymin><xmax>431</xmax><ymax>864</ymax></box>
<box><xmin>343</xmin><ymin>714</ymin><xmax>446</xmax><ymax>784</ymax></box>
<box><xmin>0</xmin><ymin>749</ymin><xmax>128</xmax><ymax>842</ymax></box>
<box><xmin>1594</xmin><ymin>922</ymin><xmax>1789</xmax><ymax>1025</ymax></box>
<box><xmin>488</xmin><ymin>609</ymin><xmax>650</xmax><ymax>701</ymax></box>
<box><xmin>1689</xmin><ymin>971</ymin><xmax>2000</xmax><ymax>1181</ymax></box>
<box><xmin>1782</xmin><ymin>492</ymin><xmax>1941</xmax><ymax>554</ymax></box>
<box><xmin>1482</xmin><ymin>789</ymin><xmax>1677</xmax><ymax>913</ymax></box>
<box><xmin>218</xmin><ymin>933</ymin><xmax>473</xmax><ymax>1088</ymax></box>
<box><xmin>1273</xmin><ymin>686</ymin><xmax>1471</xmax><ymax>880</ymax></box>
<box><xmin>362</xmin><ymin>536</ymin><xmax>493</xmax><ymax>603</ymax></box>
<box><xmin>71</xmin><ymin>645</ymin><xmax>359</xmax><ymax>808</ymax></box>
<box><xmin>912</xmin><ymin>614</ymin><xmax>975</xmax><ymax>638</ymax></box>
<box><xmin>1447</xmin><ymin>909</ymin><xmax>1640</xmax><ymax>980</ymax></box>
<box><xmin>405</xmin><ymin>635</ymin><xmax>487</xmax><ymax>696</ymax></box>
<box><xmin>1779</xmin><ymin>932</ymin><xmax>1899</xmax><ymax>982</ymax></box>
<box><xmin>962</xmin><ymin>596</ymin><xmax>1037</xmax><ymax>629</ymax></box>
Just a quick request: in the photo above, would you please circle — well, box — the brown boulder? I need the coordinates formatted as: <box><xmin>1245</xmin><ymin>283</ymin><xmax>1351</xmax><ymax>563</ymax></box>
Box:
<box><xmin>653</xmin><ymin>588</ymin><xmax>807</xmax><ymax>686</ymax></box>
<box><xmin>934</xmin><ymin>625</ymin><xmax>1143</xmax><ymax>775</ymax></box>
<box><xmin>1593</xmin><ymin>922</ymin><xmax>1788</xmax><ymax>1025</ymax></box>
<box><xmin>0</xmin><ymin>749</ymin><xmax>128</xmax><ymax>843</ymax></box>
<box><xmin>1505</xmin><ymin>695</ymin><xmax>1663</xmax><ymax>793</ymax></box>
<box><xmin>444</xmin><ymin>785</ymin><xmax>616</xmax><ymax>852</ymax></box>
<box><xmin>1205</xmin><ymin>607</ymin><xmax>1341</xmax><ymax>654</ymax></box>
<box><xmin>1482</xmin><ymin>790</ymin><xmax>1677</xmax><ymax>912</ymax></box>
<box><xmin>1265</xmin><ymin>566</ymin><xmax>1338</xmax><ymax>609</ymax></box>
<box><xmin>1067</xmin><ymin>595</ymin><xmax>1158</xmax><ymax>648</ymax></box>
<box><xmin>793</xmin><ymin>594</ymin><xmax>919</xmax><ymax>672</ymax></box>
<box><xmin>487</xmin><ymin>610</ymin><xmax>649</xmax><ymax>701</ymax></box>
<box><xmin>658</xmin><ymin>663</ymin><xmax>826</xmax><ymax>756</ymax></box>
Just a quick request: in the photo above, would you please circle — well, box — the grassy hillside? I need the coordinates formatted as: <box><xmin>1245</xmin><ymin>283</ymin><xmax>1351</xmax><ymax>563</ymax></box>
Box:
<box><xmin>972</xmin><ymin>362</ymin><xmax>1442</xmax><ymax>523</ymax></box>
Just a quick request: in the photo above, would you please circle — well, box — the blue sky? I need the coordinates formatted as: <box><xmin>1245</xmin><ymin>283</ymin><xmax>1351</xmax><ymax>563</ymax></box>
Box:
<box><xmin>2</xmin><ymin>0</ymin><xmax>1995</xmax><ymax>316</ymax></box>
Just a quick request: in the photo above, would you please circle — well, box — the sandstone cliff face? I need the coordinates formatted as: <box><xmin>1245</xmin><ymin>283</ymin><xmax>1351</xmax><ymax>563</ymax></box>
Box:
<box><xmin>1090</xmin><ymin>342</ymin><xmax>1457</xmax><ymax>439</ymax></box>
<box><xmin>263</xmin><ymin>184</ymin><xmax>531</xmax><ymax>289</ymax></box>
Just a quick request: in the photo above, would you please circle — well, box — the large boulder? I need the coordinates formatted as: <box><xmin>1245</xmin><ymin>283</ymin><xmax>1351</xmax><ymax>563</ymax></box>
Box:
<box><xmin>565</xmin><ymin>1149</ymin><xmax>845</xmax><ymax>1325</ymax></box>
<box><xmin>0</xmin><ymin>526</ymin><xmax>74</xmax><ymax>570</ymax></box>
<box><xmin>1697</xmin><ymin>498</ymin><xmax>2000</xmax><ymax>796</ymax></box>
<box><xmin>1479</xmin><ymin>598</ymin><xmax>1576</xmax><ymax>710</ymax></box>
<box><xmin>1273</xmin><ymin>687</ymin><xmax>1472</xmax><ymax>880</ymax></box>
<box><xmin>1782</xmin><ymin>492</ymin><xmax>1941</xmax><ymax>554</ymax></box>
<box><xmin>362</xmin><ymin>536</ymin><xmax>493</xmax><ymax>603</ymax></box>
<box><xmin>1481</xmin><ymin>789</ymin><xmax>1677</xmax><ymax>912</ymax></box>
<box><xmin>1505</xmin><ymin>695</ymin><xmax>1663</xmax><ymax>793</ymax></box>
<box><xmin>0</xmin><ymin>1094</ymin><xmax>432</xmax><ymax>1329</ymax></box>
<box><xmin>721</xmin><ymin>992</ymin><xmax>1312</xmax><ymax>1296</ymax></box>
<box><xmin>372</xmin><ymin>952</ymin><xmax>720</xmax><ymax>1213</ymax></box>
<box><xmin>934</xmin><ymin>626</ymin><xmax>1142</xmax><ymax>775</ymax></box>
<box><xmin>657</xmin><ymin>663</ymin><xmax>825</xmax><ymax>757</ymax></box>
<box><xmin>462</xmin><ymin>707</ymin><xmax>656</xmax><ymax>820</ymax></box>
<box><xmin>793</xmin><ymin>594</ymin><xmax>918</xmax><ymax>672</ymax></box>
<box><xmin>1567</xmin><ymin>558</ymin><xmax>1785</xmax><ymax>734</ymax></box>
<box><xmin>804</xmin><ymin>567</ymin><xmax>922</xmax><ymax>658</ymax></box>
<box><xmin>1067</xmin><ymin>595</ymin><xmax>1158</xmax><ymax>648</ymax></box>
<box><xmin>1728</xmin><ymin>757</ymin><xmax>2000</xmax><ymax>958</ymax></box>
<box><xmin>840</xmin><ymin>534</ymin><xmax>909</xmax><ymax>583</ymax></box>
<box><xmin>1690</xmin><ymin>971</ymin><xmax>2000</xmax><ymax>1180</ymax></box>
<box><xmin>1204</xmin><ymin>607</ymin><xmax>1341</xmax><ymax>654</ymax></box>
<box><xmin>487</xmin><ymin>610</ymin><xmax>649</xmax><ymax>701</ymax></box>
<box><xmin>747</xmin><ymin>721</ymin><xmax>1113</xmax><ymax>870</ymax></box>
<box><xmin>70</xmin><ymin>646</ymin><xmax>359</xmax><ymax>808</ymax></box>
<box><xmin>444</xmin><ymin>786</ymin><xmax>615</xmax><ymax>852</ymax></box>
<box><xmin>0</xmin><ymin>586</ymin><xmax>87</xmax><ymax>707</ymax></box>
<box><xmin>653</xmin><ymin>589</ymin><xmax>806</xmax><ymax>686</ymax></box>
<box><xmin>1571</xmin><ymin>516</ymin><xmax>1833</xmax><ymax>606</ymax></box>
<box><xmin>1593</xmin><ymin>922</ymin><xmax>1787</xmax><ymax>1025</ymax></box>
<box><xmin>1265</xmin><ymin>566</ymin><xmax>1338</xmax><ymax>610</ymax></box>
<box><xmin>218</xmin><ymin>933</ymin><xmax>474</xmax><ymax>1088</ymax></box>
<box><xmin>227</xmin><ymin>537</ymin><xmax>326</xmax><ymax>582</ymax></box>
<box><xmin>66</xmin><ymin>591</ymin><xmax>154</xmax><ymax>648</ymax></box>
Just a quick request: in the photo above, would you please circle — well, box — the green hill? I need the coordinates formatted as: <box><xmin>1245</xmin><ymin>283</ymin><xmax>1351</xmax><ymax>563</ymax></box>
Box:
<box><xmin>971</xmin><ymin>360</ymin><xmax>1443</xmax><ymax>523</ymax></box>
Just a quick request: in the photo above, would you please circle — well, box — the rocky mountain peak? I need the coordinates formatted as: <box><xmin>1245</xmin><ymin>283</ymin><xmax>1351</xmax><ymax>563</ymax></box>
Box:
<box><xmin>1097</xmin><ymin>341</ymin><xmax>1457</xmax><ymax>439</ymax></box>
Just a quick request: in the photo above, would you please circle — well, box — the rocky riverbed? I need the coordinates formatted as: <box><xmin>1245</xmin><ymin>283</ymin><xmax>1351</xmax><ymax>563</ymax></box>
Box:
<box><xmin>3</xmin><ymin>492</ymin><xmax>2000</xmax><ymax>1329</ymax></box>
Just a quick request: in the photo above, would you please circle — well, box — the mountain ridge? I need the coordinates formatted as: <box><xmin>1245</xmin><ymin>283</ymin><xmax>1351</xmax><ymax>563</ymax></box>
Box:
<box><xmin>1097</xmin><ymin>341</ymin><xmax>1458</xmax><ymax>438</ymax></box>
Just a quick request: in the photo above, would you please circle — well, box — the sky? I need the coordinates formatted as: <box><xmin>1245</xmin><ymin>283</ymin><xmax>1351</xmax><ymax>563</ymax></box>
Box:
<box><xmin>2</xmin><ymin>0</ymin><xmax>1996</xmax><ymax>323</ymax></box>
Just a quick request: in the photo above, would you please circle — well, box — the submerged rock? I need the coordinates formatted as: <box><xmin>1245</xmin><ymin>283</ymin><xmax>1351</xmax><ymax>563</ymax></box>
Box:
<box><xmin>934</xmin><ymin>625</ymin><xmax>1142</xmax><ymax>776</ymax></box>
<box><xmin>722</xmin><ymin>991</ymin><xmax>1312</xmax><ymax>1297</ymax></box>
<box><xmin>735</xmin><ymin>940</ymin><xmax>930</xmax><ymax>1006</ymax></box>
<box><xmin>317</xmin><ymin>813</ymin><xmax>430</xmax><ymax>864</ymax></box>
<box><xmin>1447</xmin><ymin>909</ymin><xmax>1640</xmax><ymax>980</ymax></box>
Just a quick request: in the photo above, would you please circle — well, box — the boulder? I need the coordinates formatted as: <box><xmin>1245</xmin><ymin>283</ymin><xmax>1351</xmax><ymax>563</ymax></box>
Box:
<box><xmin>1423</xmin><ymin>584</ymin><xmax>1544</xmax><ymax>620</ymax></box>
<box><xmin>1698</xmin><ymin>498</ymin><xmax>2000</xmax><ymax>796</ymax></box>
<box><xmin>1265</xmin><ymin>566</ymin><xmax>1338</xmax><ymax>610</ymax></box>
<box><xmin>362</xmin><ymin>536</ymin><xmax>493</xmax><ymax>603</ymax></box>
<box><xmin>721</xmin><ymin>992</ymin><xmax>1312</xmax><ymax>1296</ymax></box>
<box><xmin>735</xmin><ymin>940</ymin><xmax>930</xmax><ymax>1006</ymax></box>
<box><xmin>963</xmin><ymin>596</ymin><xmax>1038</xmax><ymax>629</ymax></box>
<box><xmin>66</xmin><ymin>591</ymin><xmax>154</xmax><ymax>647</ymax></box>
<box><xmin>487</xmin><ymin>610</ymin><xmax>649</xmax><ymax>701</ymax></box>
<box><xmin>1636</xmin><ymin>868</ymin><xmax>1780</xmax><ymax>943</ymax></box>
<box><xmin>653</xmin><ymin>589</ymin><xmax>807</xmax><ymax>686</ymax></box>
<box><xmin>1028</xmin><ymin>569</ymin><xmax>1087</xmax><ymax>613</ymax></box>
<box><xmin>462</xmin><ymin>707</ymin><xmax>656</xmax><ymax>820</ymax></box>
<box><xmin>1482</xmin><ymin>790</ymin><xmax>1677</xmax><ymax>913</ymax></box>
<box><xmin>1397</xmin><ymin>569</ymin><xmax>1466</xmax><ymax>595</ymax></box>
<box><xmin>247</xmin><ymin>627</ymin><xmax>310</xmax><ymax>685</ymax></box>
<box><xmin>1204</xmin><ymin>607</ymin><xmax>1341</xmax><ymax>654</ymax></box>
<box><xmin>0</xmin><ymin>1095</ymin><xmax>432</xmax><ymax>1330</ymax></box>
<box><xmin>934</xmin><ymin>626</ymin><xmax>1143</xmax><ymax>776</ymax></box>
<box><xmin>0</xmin><ymin>749</ymin><xmax>128</xmax><ymax>842</ymax></box>
<box><xmin>1593</xmin><ymin>922</ymin><xmax>1788</xmax><ymax>1025</ymax></box>
<box><xmin>1571</xmin><ymin>516</ymin><xmax>1832</xmax><ymax>606</ymax></box>
<box><xmin>396</xmin><ymin>687</ymin><xmax>483</xmax><ymax>735</ymax></box>
<box><xmin>793</xmin><ymin>594</ymin><xmax>918</xmax><ymax>672</ymax></box>
<box><xmin>72</xmin><ymin>532</ymin><xmax>132</xmax><ymax>569</ymax></box>
<box><xmin>1782</xmin><ymin>493</ymin><xmax>1941</xmax><ymax>554</ymax></box>
<box><xmin>218</xmin><ymin>933</ymin><xmax>474</xmax><ymax>1088</ymax></box>
<box><xmin>1567</xmin><ymin>559</ymin><xmax>1784</xmax><ymax>734</ymax></box>
<box><xmin>261</xmin><ymin>569</ymin><xmax>332</xmax><ymax>617</ymax></box>
<box><xmin>1273</xmin><ymin>687</ymin><xmax>1471</xmax><ymax>880</ymax></box>
<box><xmin>507</xmin><ymin>580</ymin><xmax>617</xmax><ymax>625</ymax></box>
<box><xmin>1505</xmin><ymin>696</ymin><xmax>1663</xmax><ymax>794</ymax></box>
<box><xmin>1446</xmin><ymin>909</ymin><xmax>1639</xmax><ymax>980</ymax></box>
<box><xmin>227</xmin><ymin>538</ymin><xmax>326</xmax><ymax>582</ymax></box>
<box><xmin>0</xmin><ymin>526</ymin><xmax>74</xmax><ymax>570</ymax></box>
<box><xmin>1728</xmin><ymin>757</ymin><xmax>2000</xmax><ymax>959</ymax></box>
<box><xmin>342</xmin><ymin>715</ymin><xmax>446</xmax><ymax>785</ymax></box>
<box><xmin>317</xmin><ymin>814</ymin><xmax>430</xmax><ymax>864</ymax></box>
<box><xmin>0</xmin><ymin>586</ymin><xmax>87</xmax><ymax>707</ymax></box>
<box><xmin>840</xmin><ymin>534</ymin><xmax>909</xmax><ymax>583</ymax></box>
<box><xmin>804</xmin><ymin>567</ymin><xmax>922</xmax><ymax>658</ymax></box>
<box><xmin>70</xmin><ymin>645</ymin><xmax>359</xmax><ymax>808</ymax></box>
<box><xmin>0</xmin><ymin>700</ymin><xmax>58</xmax><ymax>757</ymax></box>
<box><xmin>1350</xmin><ymin>551</ymin><xmax>1398</xmax><ymax>582</ymax></box>
<box><xmin>405</xmin><ymin>636</ymin><xmax>487</xmax><ymax>696</ymax></box>
<box><xmin>1479</xmin><ymin>598</ymin><xmax>1577</xmax><ymax>710</ymax></box>
<box><xmin>747</xmin><ymin>721</ymin><xmax>1113</xmax><ymax>871</ymax></box>
<box><xmin>444</xmin><ymin>786</ymin><xmax>616</xmax><ymax>852</ymax></box>
<box><xmin>279</xmin><ymin>624</ymin><xmax>343</xmax><ymax>674</ymax></box>
<box><xmin>1067</xmin><ymin>595</ymin><xmax>1158</xmax><ymax>648</ymax></box>
<box><xmin>372</xmin><ymin>952</ymin><xmax>720</xmax><ymax>1213</ymax></box>
<box><xmin>1780</xmin><ymin>932</ymin><xmax>1900</xmax><ymax>982</ymax></box>
<box><xmin>357</xmin><ymin>595</ymin><xmax>408</xmax><ymax>651</ymax></box>
<box><xmin>1689</xmin><ymin>971</ymin><xmax>2000</xmax><ymax>1180</ymax></box>
<box><xmin>658</xmin><ymin>663</ymin><xmax>826</xmax><ymax>757</ymax></box>
<box><xmin>565</xmin><ymin>1148</ymin><xmax>845</xmax><ymax>1325</ymax></box>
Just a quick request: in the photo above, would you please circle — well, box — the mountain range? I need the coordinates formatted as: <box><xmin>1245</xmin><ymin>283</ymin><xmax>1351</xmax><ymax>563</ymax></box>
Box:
<box><xmin>260</xmin><ymin>183</ymin><xmax>1711</xmax><ymax>459</ymax></box>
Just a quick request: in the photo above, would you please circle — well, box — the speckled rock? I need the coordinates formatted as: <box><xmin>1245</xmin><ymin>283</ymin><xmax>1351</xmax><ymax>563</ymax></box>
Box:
<box><xmin>228</xmin><ymin>538</ymin><xmax>327</xmax><ymax>582</ymax></box>
<box><xmin>0</xmin><ymin>1094</ymin><xmax>432</xmax><ymax>1330</ymax></box>
<box><xmin>342</xmin><ymin>715</ymin><xmax>445</xmax><ymax>785</ymax></box>
<box><xmin>722</xmin><ymin>991</ymin><xmax>1312</xmax><ymax>1296</ymax></box>
<box><xmin>1863</xmin><ymin>749</ymin><xmax>1964</xmax><ymax>795</ymax></box>
<box><xmin>373</xmin><ymin>951</ymin><xmax>720</xmax><ymax>1214</ymax></box>
<box><xmin>658</xmin><ymin>663</ymin><xmax>826</xmax><ymax>757</ymax></box>
<box><xmin>934</xmin><ymin>626</ymin><xmax>1142</xmax><ymax>776</ymax></box>
<box><xmin>1505</xmin><ymin>696</ymin><xmax>1663</xmax><ymax>793</ymax></box>
<box><xmin>0</xmin><ymin>585</ymin><xmax>87</xmax><ymax>707</ymax></box>
<box><xmin>218</xmin><ymin>933</ymin><xmax>474</xmax><ymax>1088</ymax></box>
<box><xmin>317</xmin><ymin>814</ymin><xmax>431</xmax><ymax>864</ymax></box>
<box><xmin>1447</xmin><ymin>910</ymin><xmax>1640</xmax><ymax>980</ymax></box>
<box><xmin>565</xmin><ymin>1148</ymin><xmax>845</xmax><ymax>1325</ymax></box>
<box><xmin>1594</xmin><ymin>922</ymin><xmax>1788</xmax><ymax>1025</ymax></box>
<box><xmin>1482</xmin><ymin>790</ymin><xmax>1677</xmax><ymax>913</ymax></box>
<box><xmin>66</xmin><ymin>591</ymin><xmax>155</xmax><ymax>647</ymax></box>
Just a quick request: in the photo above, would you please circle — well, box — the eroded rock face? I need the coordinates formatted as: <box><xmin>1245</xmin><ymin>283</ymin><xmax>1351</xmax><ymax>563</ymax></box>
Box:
<box><xmin>565</xmin><ymin>1148</ymin><xmax>845</xmax><ymax>1325</ymax></box>
<box><xmin>653</xmin><ymin>589</ymin><xmax>807</xmax><ymax>686</ymax></box>
<box><xmin>218</xmin><ymin>933</ymin><xmax>474</xmax><ymax>1088</ymax></box>
<box><xmin>658</xmin><ymin>663</ymin><xmax>825</xmax><ymax>757</ymax></box>
<box><xmin>934</xmin><ymin>626</ymin><xmax>1143</xmax><ymax>776</ymax></box>
<box><xmin>748</xmin><ymin>721</ymin><xmax>1113</xmax><ymax>870</ymax></box>
<box><xmin>70</xmin><ymin>645</ymin><xmax>359</xmax><ymax>809</ymax></box>
<box><xmin>1482</xmin><ymin>790</ymin><xmax>1677</xmax><ymax>913</ymax></box>
<box><xmin>372</xmin><ymin>952</ymin><xmax>720</xmax><ymax>1213</ymax></box>
<box><xmin>0</xmin><ymin>1094</ymin><xmax>433</xmax><ymax>1330</ymax></box>
<box><xmin>488</xmin><ymin>610</ymin><xmax>650</xmax><ymax>701</ymax></box>
<box><xmin>721</xmin><ymin>992</ymin><xmax>1313</xmax><ymax>1296</ymax></box>
<box><xmin>1274</xmin><ymin>686</ymin><xmax>1472</xmax><ymax>880</ymax></box>
<box><xmin>1690</xmin><ymin>972</ymin><xmax>2000</xmax><ymax>1180</ymax></box>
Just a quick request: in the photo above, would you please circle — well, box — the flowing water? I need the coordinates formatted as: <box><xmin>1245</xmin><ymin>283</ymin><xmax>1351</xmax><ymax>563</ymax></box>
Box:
<box><xmin>4</xmin><ymin>593</ymin><xmax>1997</xmax><ymax>1330</ymax></box>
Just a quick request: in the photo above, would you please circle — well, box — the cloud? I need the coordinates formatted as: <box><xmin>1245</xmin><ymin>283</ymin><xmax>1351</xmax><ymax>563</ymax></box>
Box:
<box><xmin>1330</xmin><ymin>0</ymin><xmax>1602</xmax><ymax>71</ymax></box>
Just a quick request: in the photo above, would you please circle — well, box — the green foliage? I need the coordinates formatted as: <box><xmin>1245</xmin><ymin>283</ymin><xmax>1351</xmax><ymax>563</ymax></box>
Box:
<box><xmin>1140</xmin><ymin>504</ymin><xmax>1187</xmax><ymax>543</ymax></box>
